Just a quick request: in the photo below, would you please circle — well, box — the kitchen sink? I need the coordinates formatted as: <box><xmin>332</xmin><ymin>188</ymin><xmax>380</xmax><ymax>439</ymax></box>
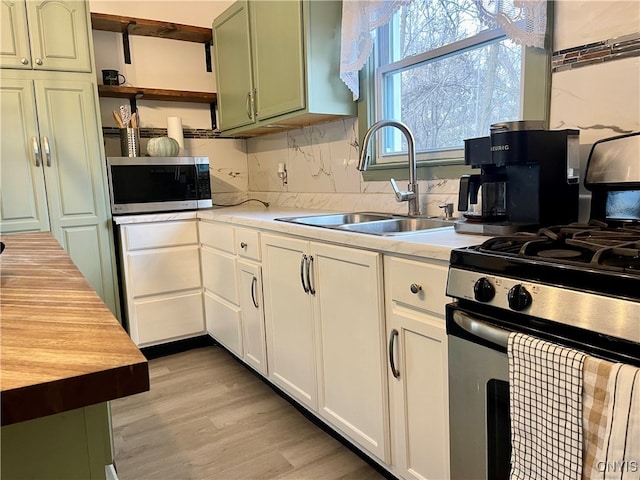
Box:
<box><xmin>276</xmin><ymin>212</ymin><xmax>393</xmax><ymax>227</ymax></box>
<box><xmin>275</xmin><ymin>212</ymin><xmax>454</xmax><ymax>235</ymax></box>
<box><xmin>340</xmin><ymin>217</ymin><xmax>453</xmax><ymax>235</ymax></box>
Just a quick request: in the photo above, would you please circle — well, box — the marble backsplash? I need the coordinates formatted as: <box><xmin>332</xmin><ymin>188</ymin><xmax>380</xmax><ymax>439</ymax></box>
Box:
<box><xmin>246</xmin><ymin>117</ymin><xmax>461</xmax><ymax>218</ymax></box>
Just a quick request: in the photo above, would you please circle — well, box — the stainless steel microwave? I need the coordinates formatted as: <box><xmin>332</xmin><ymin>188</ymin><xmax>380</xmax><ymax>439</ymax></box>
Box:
<box><xmin>106</xmin><ymin>156</ymin><xmax>212</xmax><ymax>215</ymax></box>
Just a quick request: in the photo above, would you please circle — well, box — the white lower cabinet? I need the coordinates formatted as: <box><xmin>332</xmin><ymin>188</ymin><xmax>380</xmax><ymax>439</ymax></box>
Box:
<box><xmin>237</xmin><ymin>259</ymin><xmax>267</xmax><ymax>375</ymax></box>
<box><xmin>119</xmin><ymin>219</ymin><xmax>205</xmax><ymax>347</ymax></box>
<box><xmin>261</xmin><ymin>233</ymin><xmax>389</xmax><ymax>462</ymax></box>
<box><xmin>200</xmin><ymin>220</ymin><xmax>267</xmax><ymax>375</ymax></box>
<box><xmin>385</xmin><ymin>256</ymin><xmax>451</xmax><ymax>480</ymax></box>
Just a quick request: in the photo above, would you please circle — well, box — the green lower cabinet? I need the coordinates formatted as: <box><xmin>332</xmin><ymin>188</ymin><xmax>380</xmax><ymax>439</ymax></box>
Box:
<box><xmin>0</xmin><ymin>71</ymin><xmax>118</xmax><ymax>315</ymax></box>
<box><xmin>1</xmin><ymin>403</ymin><xmax>113</xmax><ymax>480</ymax></box>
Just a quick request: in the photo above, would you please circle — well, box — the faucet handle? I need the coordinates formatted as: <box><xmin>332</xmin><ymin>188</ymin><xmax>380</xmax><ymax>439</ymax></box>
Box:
<box><xmin>390</xmin><ymin>178</ymin><xmax>416</xmax><ymax>202</ymax></box>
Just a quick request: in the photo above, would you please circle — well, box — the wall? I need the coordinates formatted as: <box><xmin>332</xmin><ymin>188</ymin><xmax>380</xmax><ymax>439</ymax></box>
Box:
<box><xmin>90</xmin><ymin>1</ymin><xmax>639</xmax><ymax>217</ymax></box>
<box><xmin>89</xmin><ymin>0</ymin><xmax>248</xmax><ymax>206</ymax></box>
<box><xmin>245</xmin><ymin>0</ymin><xmax>640</xmax><ymax>219</ymax></box>
<box><xmin>550</xmin><ymin>1</ymin><xmax>640</xmax><ymax>221</ymax></box>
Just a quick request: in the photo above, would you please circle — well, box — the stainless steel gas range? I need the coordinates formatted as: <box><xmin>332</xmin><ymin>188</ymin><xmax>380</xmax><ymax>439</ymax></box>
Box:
<box><xmin>445</xmin><ymin>222</ymin><xmax>640</xmax><ymax>480</ymax></box>
<box><xmin>444</xmin><ymin>132</ymin><xmax>640</xmax><ymax>480</ymax></box>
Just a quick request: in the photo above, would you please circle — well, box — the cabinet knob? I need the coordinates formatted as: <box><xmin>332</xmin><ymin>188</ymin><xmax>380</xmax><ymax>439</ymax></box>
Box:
<box><xmin>35</xmin><ymin>58</ymin><xmax>43</xmax><ymax>66</ymax></box>
<box><xmin>21</xmin><ymin>57</ymin><xmax>29</xmax><ymax>65</ymax></box>
<box><xmin>410</xmin><ymin>283</ymin><xmax>422</xmax><ymax>294</ymax></box>
<box><xmin>240</xmin><ymin>242</ymin><xmax>248</xmax><ymax>249</ymax></box>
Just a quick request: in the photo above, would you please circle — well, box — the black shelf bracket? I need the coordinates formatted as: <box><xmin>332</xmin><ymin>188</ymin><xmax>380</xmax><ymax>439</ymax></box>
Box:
<box><xmin>210</xmin><ymin>102</ymin><xmax>217</xmax><ymax>130</ymax></box>
<box><xmin>122</xmin><ymin>21</ymin><xmax>136</xmax><ymax>64</ymax></box>
<box><xmin>129</xmin><ymin>92</ymin><xmax>142</xmax><ymax>113</ymax></box>
<box><xmin>204</xmin><ymin>43</ymin><xmax>212</xmax><ymax>72</ymax></box>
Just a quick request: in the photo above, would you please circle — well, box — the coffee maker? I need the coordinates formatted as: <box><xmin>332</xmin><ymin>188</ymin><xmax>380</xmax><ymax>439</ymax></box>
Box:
<box><xmin>455</xmin><ymin>121</ymin><xmax>581</xmax><ymax>235</ymax></box>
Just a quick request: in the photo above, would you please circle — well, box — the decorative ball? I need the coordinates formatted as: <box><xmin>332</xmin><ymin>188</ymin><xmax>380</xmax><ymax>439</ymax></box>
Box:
<box><xmin>146</xmin><ymin>137</ymin><xmax>180</xmax><ymax>157</ymax></box>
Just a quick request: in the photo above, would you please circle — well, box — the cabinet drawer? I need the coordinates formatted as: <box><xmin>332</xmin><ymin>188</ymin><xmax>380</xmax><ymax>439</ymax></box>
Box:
<box><xmin>386</xmin><ymin>256</ymin><xmax>449</xmax><ymax>316</ymax></box>
<box><xmin>124</xmin><ymin>221</ymin><xmax>198</xmax><ymax>251</ymax></box>
<box><xmin>203</xmin><ymin>291</ymin><xmax>242</xmax><ymax>357</ymax></box>
<box><xmin>126</xmin><ymin>246</ymin><xmax>202</xmax><ymax>297</ymax></box>
<box><xmin>131</xmin><ymin>291</ymin><xmax>205</xmax><ymax>346</ymax></box>
<box><xmin>201</xmin><ymin>246</ymin><xmax>238</xmax><ymax>304</ymax></box>
<box><xmin>199</xmin><ymin>221</ymin><xmax>235</xmax><ymax>253</ymax></box>
<box><xmin>236</xmin><ymin>228</ymin><xmax>261</xmax><ymax>261</ymax></box>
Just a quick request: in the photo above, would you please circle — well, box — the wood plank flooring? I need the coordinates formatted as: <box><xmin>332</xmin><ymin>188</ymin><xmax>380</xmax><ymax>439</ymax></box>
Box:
<box><xmin>110</xmin><ymin>346</ymin><xmax>388</xmax><ymax>479</ymax></box>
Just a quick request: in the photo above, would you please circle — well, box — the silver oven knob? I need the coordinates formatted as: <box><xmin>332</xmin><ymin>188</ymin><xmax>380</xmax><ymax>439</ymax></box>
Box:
<box><xmin>507</xmin><ymin>284</ymin><xmax>532</xmax><ymax>311</ymax></box>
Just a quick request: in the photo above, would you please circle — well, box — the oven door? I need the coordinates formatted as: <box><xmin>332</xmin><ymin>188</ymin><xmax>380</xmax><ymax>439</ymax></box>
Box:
<box><xmin>447</xmin><ymin>304</ymin><xmax>511</xmax><ymax>480</ymax></box>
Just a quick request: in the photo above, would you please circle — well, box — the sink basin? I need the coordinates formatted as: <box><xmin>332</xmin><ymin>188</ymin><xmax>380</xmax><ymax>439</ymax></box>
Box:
<box><xmin>275</xmin><ymin>212</ymin><xmax>454</xmax><ymax>235</ymax></box>
<box><xmin>276</xmin><ymin>212</ymin><xmax>392</xmax><ymax>227</ymax></box>
<box><xmin>339</xmin><ymin>217</ymin><xmax>453</xmax><ymax>235</ymax></box>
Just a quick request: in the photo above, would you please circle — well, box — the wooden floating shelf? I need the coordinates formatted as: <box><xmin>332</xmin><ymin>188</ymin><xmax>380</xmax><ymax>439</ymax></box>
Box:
<box><xmin>91</xmin><ymin>12</ymin><xmax>212</xmax><ymax>44</ymax></box>
<box><xmin>98</xmin><ymin>85</ymin><xmax>216</xmax><ymax>104</ymax></box>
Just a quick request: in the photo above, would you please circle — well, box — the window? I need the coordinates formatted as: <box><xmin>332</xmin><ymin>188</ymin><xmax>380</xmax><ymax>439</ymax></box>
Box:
<box><xmin>361</xmin><ymin>0</ymin><xmax>551</xmax><ymax>171</ymax></box>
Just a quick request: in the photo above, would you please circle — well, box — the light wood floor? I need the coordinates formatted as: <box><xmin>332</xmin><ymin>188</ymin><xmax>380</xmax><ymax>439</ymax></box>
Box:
<box><xmin>111</xmin><ymin>346</ymin><xmax>388</xmax><ymax>480</ymax></box>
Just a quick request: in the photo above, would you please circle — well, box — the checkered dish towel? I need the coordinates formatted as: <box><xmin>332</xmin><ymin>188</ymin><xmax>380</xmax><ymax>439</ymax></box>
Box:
<box><xmin>508</xmin><ymin>332</ymin><xmax>587</xmax><ymax>480</ymax></box>
<box><xmin>583</xmin><ymin>357</ymin><xmax>640</xmax><ymax>480</ymax></box>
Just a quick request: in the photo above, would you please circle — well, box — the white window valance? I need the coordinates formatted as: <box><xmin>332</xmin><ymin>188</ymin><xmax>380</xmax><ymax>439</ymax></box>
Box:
<box><xmin>339</xmin><ymin>0</ymin><xmax>410</xmax><ymax>101</ymax></box>
<box><xmin>474</xmin><ymin>0</ymin><xmax>548</xmax><ymax>49</ymax></box>
<box><xmin>339</xmin><ymin>0</ymin><xmax>548</xmax><ymax>100</ymax></box>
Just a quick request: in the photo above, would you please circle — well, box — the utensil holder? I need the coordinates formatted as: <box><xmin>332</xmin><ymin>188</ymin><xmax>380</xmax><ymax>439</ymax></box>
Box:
<box><xmin>119</xmin><ymin>128</ymin><xmax>140</xmax><ymax>157</ymax></box>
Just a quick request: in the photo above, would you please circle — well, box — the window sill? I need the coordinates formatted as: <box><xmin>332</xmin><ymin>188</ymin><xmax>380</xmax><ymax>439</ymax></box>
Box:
<box><xmin>361</xmin><ymin>160</ymin><xmax>472</xmax><ymax>182</ymax></box>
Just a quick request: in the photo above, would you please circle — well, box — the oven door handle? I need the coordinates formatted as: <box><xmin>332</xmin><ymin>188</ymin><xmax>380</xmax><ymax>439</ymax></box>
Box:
<box><xmin>452</xmin><ymin>310</ymin><xmax>511</xmax><ymax>349</ymax></box>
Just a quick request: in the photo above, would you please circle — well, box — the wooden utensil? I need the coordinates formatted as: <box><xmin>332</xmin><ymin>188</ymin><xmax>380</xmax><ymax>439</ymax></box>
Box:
<box><xmin>113</xmin><ymin>110</ymin><xmax>124</xmax><ymax>128</ymax></box>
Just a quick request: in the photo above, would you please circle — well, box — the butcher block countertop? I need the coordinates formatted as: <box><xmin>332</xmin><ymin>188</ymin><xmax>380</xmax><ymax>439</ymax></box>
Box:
<box><xmin>0</xmin><ymin>232</ymin><xmax>149</xmax><ymax>426</ymax></box>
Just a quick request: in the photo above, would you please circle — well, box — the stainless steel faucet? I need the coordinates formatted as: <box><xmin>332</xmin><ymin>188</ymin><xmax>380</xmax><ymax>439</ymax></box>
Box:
<box><xmin>357</xmin><ymin>120</ymin><xmax>421</xmax><ymax>216</ymax></box>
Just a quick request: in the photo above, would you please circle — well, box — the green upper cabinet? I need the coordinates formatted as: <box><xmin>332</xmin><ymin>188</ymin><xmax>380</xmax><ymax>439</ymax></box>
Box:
<box><xmin>0</xmin><ymin>0</ymin><xmax>92</xmax><ymax>72</ymax></box>
<box><xmin>212</xmin><ymin>0</ymin><xmax>356</xmax><ymax>136</ymax></box>
<box><xmin>250</xmin><ymin>1</ymin><xmax>305</xmax><ymax>121</ymax></box>
<box><xmin>213</xmin><ymin>1</ymin><xmax>255</xmax><ymax>131</ymax></box>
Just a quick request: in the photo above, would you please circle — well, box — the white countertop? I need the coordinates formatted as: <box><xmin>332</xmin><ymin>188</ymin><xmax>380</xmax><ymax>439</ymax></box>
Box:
<box><xmin>114</xmin><ymin>205</ymin><xmax>487</xmax><ymax>262</ymax></box>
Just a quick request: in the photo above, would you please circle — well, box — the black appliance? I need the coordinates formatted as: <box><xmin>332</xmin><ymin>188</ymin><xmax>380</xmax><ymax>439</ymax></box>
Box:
<box><xmin>456</xmin><ymin>121</ymin><xmax>581</xmax><ymax>235</ymax></box>
<box><xmin>445</xmin><ymin>132</ymin><xmax>640</xmax><ymax>479</ymax></box>
<box><xmin>106</xmin><ymin>156</ymin><xmax>212</xmax><ymax>215</ymax></box>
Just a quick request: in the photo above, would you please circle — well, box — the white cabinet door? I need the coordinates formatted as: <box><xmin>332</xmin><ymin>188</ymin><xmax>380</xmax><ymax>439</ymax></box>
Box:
<box><xmin>261</xmin><ymin>234</ymin><xmax>316</xmax><ymax>409</ymax></box>
<box><xmin>237</xmin><ymin>260</ymin><xmax>267</xmax><ymax>375</ymax></box>
<box><xmin>387</xmin><ymin>308</ymin><xmax>449</xmax><ymax>480</ymax></box>
<box><xmin>312</xmin><ymin>242</ymin><xmax>389</xmax><ymax>463</ymax></box>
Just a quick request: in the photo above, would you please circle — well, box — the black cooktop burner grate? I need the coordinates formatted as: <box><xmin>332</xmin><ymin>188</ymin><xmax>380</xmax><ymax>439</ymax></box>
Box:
<box><xmin>479</xmin><ymin>221</ymin><xmax>640</xmax><ymax>273</ymax></box>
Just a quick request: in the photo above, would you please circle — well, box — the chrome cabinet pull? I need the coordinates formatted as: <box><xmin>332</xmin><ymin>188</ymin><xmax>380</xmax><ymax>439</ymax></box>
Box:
<box><xmin>246</xmin><ymin>92</ymin><xmax>252</xmax><ymax>119</ymax></box>
<box><xmin>252</xmin><ymin>88</ymin><xmax>257</xmax><ymax>117</ymax></box>
<box><xmin>306</xmin><ymin>255</ymin><xmax>315</xmax><ymax>295</ymax></box>
<box><xmin>21</xmin><ymin>57</ymin><xmax>29</xmax><ymax>65</ymax></box>
<box><xmin>300</xmin><ymin>254</ymin><xmax>309</xmax><ymax>293</ymax></box>
<box><xmin>240</xmin><ymin>241</ymin><xmax>248</xmax><ymax>249</ymax></box>
<box><xmin>389</xmin><ymin>329</ymin><xmax>400</xmax><ymax>378</ymax></box>
<box><xmin>251</xmin><ymin>276</ymin><xmax>259</xmax><ymax>308</ymax></box>
<box><xmin>42</xmin><ymin>137</ymin><xmax>51</xmax><ymax>166</ymax></box>
<box><xmin>31</xmin><ymin>137</ymin><xmax>41</xmax><ymax>166</ymax></box>
<box><xmin>35</xmin><ymin>58</ymin><xmax>43</xmax><ymax>66</ymax></box>
<box><xmin>410</xmin><ymin>283</ymin><xmax>422</xmax><ymax>294</ymax></box>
